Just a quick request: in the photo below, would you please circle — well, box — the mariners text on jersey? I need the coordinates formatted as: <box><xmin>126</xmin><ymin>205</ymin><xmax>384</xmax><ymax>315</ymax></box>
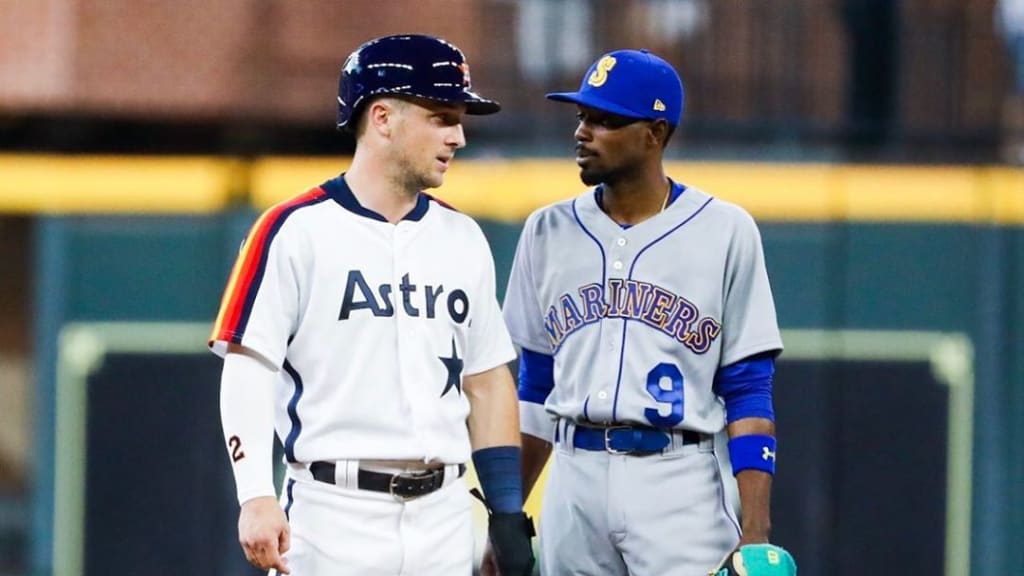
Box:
<box><xmin>544</xmin><ymin>278</ymin><xmax>722</xmax><ymax>354</ymax></box>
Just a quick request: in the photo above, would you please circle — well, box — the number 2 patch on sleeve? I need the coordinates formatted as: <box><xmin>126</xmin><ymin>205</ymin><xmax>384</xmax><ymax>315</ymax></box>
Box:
<box><xmin>228</xmin><ymin>435</ymin><xmax>246</xmax><ymax>463</ymax></box>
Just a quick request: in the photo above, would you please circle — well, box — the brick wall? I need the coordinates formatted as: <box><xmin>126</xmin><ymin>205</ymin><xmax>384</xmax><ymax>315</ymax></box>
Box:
<box><xmin>0</xmin><ymin>0</ymin><xmax>1011</xmax><ymax>136</ymax></box>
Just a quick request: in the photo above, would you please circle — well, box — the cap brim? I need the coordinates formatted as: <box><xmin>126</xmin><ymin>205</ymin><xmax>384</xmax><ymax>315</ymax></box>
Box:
<box><xmin>464</xmin><ymin>91</ymin><xmax>501</xmax><ymax>115</ymax></box>
<box><xmin>546</xmin><ymin>91</ymin><xmax>647</xmax><ymax>120</ymax></box>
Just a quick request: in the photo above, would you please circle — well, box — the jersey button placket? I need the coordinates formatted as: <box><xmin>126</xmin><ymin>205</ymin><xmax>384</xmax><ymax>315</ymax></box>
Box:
<box><xmin>602</xmin><ymin>240</ymin><xmax>631</xmax><ymax>422</ymax></box>
<box><xmin>392</xmin><ymin>228</ymin><xmax>425</xmax><ymax>449</ymax></box>
<box><xmin>610</xmin><ymin>237</ymin><xmax>628</xmax><ymax>273</ymax></box>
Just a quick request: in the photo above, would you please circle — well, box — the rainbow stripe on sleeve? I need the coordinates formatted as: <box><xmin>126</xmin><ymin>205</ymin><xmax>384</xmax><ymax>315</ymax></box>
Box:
<box><xmin>208</xmin><ymin>187</ymin><xmax>329</xmax><ymax>347</ymax></box>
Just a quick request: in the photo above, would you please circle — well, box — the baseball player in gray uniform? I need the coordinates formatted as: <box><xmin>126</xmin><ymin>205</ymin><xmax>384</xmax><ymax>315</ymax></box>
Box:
<box><xmin>499</xmin><ymin>49</ymin><xmax>797</xmax><ymax>575</ymax></box>
<box><xmin>211</xmin><ymin>35</ymin><xmax>534</xmax><ymax>576</ymax></box>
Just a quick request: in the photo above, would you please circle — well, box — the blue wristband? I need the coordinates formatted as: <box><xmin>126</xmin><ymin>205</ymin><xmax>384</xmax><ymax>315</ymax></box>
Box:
<box><xmin>471</xmin><ymin>446</ymin><xmax>523</xmax><ymax>513</ymax></box>
<box><xmin>728</xmin><ymin>434</ymin><xmax>777</xmax><ymax>476</ymax></box>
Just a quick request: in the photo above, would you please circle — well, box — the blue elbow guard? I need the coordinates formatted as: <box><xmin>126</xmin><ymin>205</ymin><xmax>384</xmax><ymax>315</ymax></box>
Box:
<box><xmin>714</xmin><ymin>353</ymin><xmax>776</xmax><ymax>423</ymax></box>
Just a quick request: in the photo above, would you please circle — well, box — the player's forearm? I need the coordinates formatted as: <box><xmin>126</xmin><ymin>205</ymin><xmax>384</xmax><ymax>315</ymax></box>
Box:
<box><xmin>727</xmin><ymin>416</ymin><xmax>775</xmax><ymax>543</ymax></box>
<box><xmin>735</xmin><ymin>470</ymin><xmax>772</xmax><ymax>543</ymax></box>
<box><xmin>220</xmin><ymin>349</ymin><xmax>278</xmax><ymax>504</ymax></box>
<box><xmin>465</xmin><ymin>364</ymin><xmax>529</xmax><ymax>517</ymax></box>
<box><xmin>464</xmin><ymin>365</ymin><xmax>522</xmax><ymax>449</ymax></box>
<box><xmin>520</xmin><ymin>432</ymin><xmax>552</xmax><ymax>498</ymax></box>
<box><xmin>726</xmin><ymin>416</ymin><xmax>774</xmax><ymax>439</ymax></box>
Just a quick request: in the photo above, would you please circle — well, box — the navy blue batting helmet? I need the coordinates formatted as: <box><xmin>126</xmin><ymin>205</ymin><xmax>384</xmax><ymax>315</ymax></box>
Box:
<box><xmin>336</xmin><ymin>34</ymin><xmax>501</xmax><ymax>130</ymax></box>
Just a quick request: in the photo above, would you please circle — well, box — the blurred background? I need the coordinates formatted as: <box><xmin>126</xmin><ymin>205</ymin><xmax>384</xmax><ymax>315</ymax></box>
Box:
<box><xmin>1</xmin><ymin>0</ymin><xmax>1022</xmax><ymax>574</ymax></box>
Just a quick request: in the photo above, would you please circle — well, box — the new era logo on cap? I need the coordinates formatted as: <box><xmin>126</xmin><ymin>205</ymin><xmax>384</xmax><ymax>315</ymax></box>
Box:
<box><xmin>546</xmin><ymin>48</ymin><xmax>684</xmax><ymax>126</ymax></box>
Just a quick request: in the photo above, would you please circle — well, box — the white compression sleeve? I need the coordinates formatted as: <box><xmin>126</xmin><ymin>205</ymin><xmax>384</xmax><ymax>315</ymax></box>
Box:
<box><xmin>220</xmin><ymin>351</ymin><xmax>277</xmax><ymax>504</ymax></box>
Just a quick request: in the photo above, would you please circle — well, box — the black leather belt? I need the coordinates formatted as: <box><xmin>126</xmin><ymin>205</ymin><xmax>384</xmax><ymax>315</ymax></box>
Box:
<box><xmin>309</xmin><ymin>461</ymin><xmax>466</xmax><ymax>500</ymax></box>
<box><xmin>572</xmin><ymin>425</ymin><xmax>703</xmax><ymax>454</ymax></box>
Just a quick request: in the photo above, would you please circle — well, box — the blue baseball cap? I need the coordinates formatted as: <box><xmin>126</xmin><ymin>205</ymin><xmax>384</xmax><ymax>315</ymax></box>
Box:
<box><xmin>546</xmin><ymin>49</ymin><xmax>684</xmax><ymax>127</ymax></box>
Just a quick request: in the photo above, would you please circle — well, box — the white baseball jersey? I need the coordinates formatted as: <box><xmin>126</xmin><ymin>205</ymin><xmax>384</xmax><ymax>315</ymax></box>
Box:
<box><xmin>503</xmin><ymin>183</ymin><xmax>783</xmax><ymax>440</ymax></box>
<box><xmin>210</xmin><ymin>174</ymin><xmax>515</xmax><ymax>465</ymax></box>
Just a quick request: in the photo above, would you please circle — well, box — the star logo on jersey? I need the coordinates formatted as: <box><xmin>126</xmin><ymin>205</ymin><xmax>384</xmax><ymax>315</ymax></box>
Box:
<box><xmin>439</xmin><ymin>337</ymin><xmax>464</xmax><ymax>397</ymax></box>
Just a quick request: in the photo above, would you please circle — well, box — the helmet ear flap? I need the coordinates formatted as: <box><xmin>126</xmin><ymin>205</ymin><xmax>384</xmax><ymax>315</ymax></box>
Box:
<box><xmin>336</xmin><ymin>57</ymin><xmax>364</xmax><ymax>131</ymax></box>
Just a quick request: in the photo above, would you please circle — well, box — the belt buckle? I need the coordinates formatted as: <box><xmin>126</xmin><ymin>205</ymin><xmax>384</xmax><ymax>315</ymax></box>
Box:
<box><xmin>388</xmin><ymin>473</ymin><xmax>417</xmax><ymax>502</ymax></box>
<box><xmin>388</xmin><ymin>469</ymin><xmax>441</xmax><ymax>502</ymax></box>
<box><xmin>603</xmin><ymin>425</ymin><xmax>632</xmax><ymax>454</ymax></box>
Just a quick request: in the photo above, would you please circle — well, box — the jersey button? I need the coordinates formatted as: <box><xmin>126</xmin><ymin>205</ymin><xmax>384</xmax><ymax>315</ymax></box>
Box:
<box><xmin>597</xmin><ymin>391</ymin><xmax>608</xmax><ymax>400</ymax></box>
<box><xmin>616</xmin><ymin>237</ymin><xmax>627</xmax><ymax>246</ymax></box>
<box><xmin>612</xmin><ymin>260</ymin><xmax>623</xmax><ymax>270</ymax></box>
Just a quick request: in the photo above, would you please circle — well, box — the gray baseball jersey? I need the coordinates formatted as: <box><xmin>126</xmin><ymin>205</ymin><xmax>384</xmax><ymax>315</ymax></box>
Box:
<box><xmin>503</xmin><ymin>183</ymin><xmax>783</xmax><ymax>441</ymax></box>
<box><xmin>503</xmin><ymin>182</ymin><xmax>784</xmax><ymax>574</ymax></box>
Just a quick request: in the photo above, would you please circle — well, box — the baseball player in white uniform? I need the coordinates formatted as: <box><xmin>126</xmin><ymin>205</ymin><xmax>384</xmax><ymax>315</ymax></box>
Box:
<box><xmin>210</xmin><ymin>35</ymin><xmax>535</xmax><ymax>576</ymax></box>
<box><xmin>499</xmin><ymin>49</ymin><xmax>797</xmax><ymax>575</ymax></box>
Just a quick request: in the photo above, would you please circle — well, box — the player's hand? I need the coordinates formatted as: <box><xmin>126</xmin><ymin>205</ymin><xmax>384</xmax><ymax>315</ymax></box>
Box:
<box><xmin>238</xmin><ymin>495</ymin><xmax>291</xmax><ymax>574</ymax></box>
<box><xmin>479</xmin><ymin>539</ymin><xmax>500</xmax><ymax>576</ymax></box>
<box><xmin>488</xmin><ymin>512</ymin><xmax>536</xmax><ymax>576</ymax></box>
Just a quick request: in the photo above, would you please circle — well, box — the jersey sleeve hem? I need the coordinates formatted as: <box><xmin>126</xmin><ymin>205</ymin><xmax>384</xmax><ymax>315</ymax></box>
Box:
<box><xmin>209</xmin><ymin>332</ymin><xmax>283</xmax><ymax>369</ymax></box>
<box><xmin>520</xmin><ymin>402</ymin><xmax>556</xmax><ymax>443</ymax></box>
<box><xmin>208</xmin><ymin>329</ymin><xmax>244</xmax><ymax>358</ymax></box>
<box><xmin>508</xmin><ymin>333</ymin><xmax>552</xmax><ymax>356</ymax></box>
<box><xmin>721</xmin><ymin>339</ymin><xmax>784</xmax><ymax>367</ymax></box>
<box><xmin>463</xmin><ymin>349</ymin><xmax>517</xmax><ymax>378</ymax></box>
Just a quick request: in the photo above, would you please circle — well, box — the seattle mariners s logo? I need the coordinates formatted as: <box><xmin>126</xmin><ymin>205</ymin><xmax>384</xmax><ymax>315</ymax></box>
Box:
<box><xmin>587</xmin><ymin>55</ymin><xmax>617</xmax><ymax>87</ymax></box>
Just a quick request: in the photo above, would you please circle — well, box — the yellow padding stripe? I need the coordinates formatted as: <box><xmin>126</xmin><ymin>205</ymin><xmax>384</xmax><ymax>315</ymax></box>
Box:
<box><xmin>2</xmin><ymin>154</ymin><xmax>1023</xmax><ymax>222</ymax></box>
<box><xmin>250</xmin><ymin>157</ymin><xmax>352</xmax><ymax>210</ymax></box>
<box><xmin>252</xmin><ymin>158</ymin><xmax>1024</xmax><ymax>223</ymax></box>
<box><xmin>0</xmin><ymin>155</ymin><xmax>238</xmax><ymax>214</ymax></box>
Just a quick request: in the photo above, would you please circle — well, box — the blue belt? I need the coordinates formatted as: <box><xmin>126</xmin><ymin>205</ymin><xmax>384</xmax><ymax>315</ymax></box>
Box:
<box><xmin>571</xmin><ymin>425</ymin><xmax>703</xmax><ymax>454</ymax></box>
